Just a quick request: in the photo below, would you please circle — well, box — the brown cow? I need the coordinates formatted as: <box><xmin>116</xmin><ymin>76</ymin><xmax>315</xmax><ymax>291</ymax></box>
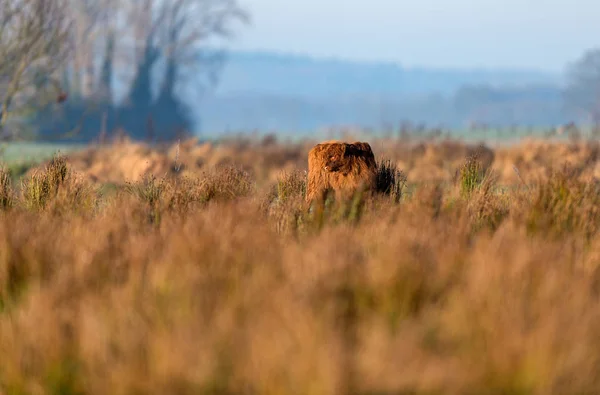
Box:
<box><xmin>306</xmin><ymin>140</ymin><xmax>378</xmax><ymax>203</ymax></box>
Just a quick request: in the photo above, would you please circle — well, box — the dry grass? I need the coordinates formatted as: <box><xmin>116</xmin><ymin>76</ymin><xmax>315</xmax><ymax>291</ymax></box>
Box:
<box><xmin>0</xmin><ymin>167</ymin><xmax>13</xmax><ymax>210</ymax></box>
<box><xmin>3</xmin><ymin>138</ymin><xmax>600</xmax><ymax>394</ymax></box>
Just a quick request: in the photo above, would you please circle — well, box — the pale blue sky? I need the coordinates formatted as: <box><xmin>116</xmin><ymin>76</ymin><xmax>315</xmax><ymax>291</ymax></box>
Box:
<box><xmin>233</xmin><ymin>0</ymin><xmax>598</xmax><ymax>71</ymax></box>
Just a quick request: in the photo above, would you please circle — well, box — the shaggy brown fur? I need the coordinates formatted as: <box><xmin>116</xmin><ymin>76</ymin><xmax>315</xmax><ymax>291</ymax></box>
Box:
<box><xmin>306</xmin><ymin>140</ymin><xmax>378</xmax><ymax>202</ymax></box>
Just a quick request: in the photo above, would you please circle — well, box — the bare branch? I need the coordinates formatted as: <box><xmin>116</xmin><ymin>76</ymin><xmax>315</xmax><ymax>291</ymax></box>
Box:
<box><xmin>0</xmin><ymin>0</ymin><xmax>72</xmax><ymax>137</ymax></box>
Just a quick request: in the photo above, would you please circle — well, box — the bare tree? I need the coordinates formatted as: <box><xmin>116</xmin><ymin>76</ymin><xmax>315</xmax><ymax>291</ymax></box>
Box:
<box><xmin>125</xmin><ymin>0</ymin><xmax>249</xmax><ymax>100</ymax></box>
<box><xmin>157</xmin><ymin>0</ymin><xmax>249</xmax><ymax>59</ymax></box>
<box><xmin>19</xmin><ymin>0</ymin><xmax>249</xmax><ymax>142</ymax></box>
<box><xmin>0</xmin><ymin>0</ymin><xmax>71</xmax><ymax>139</ymax></box>
<box><xmin>69</xmin><ymin>0</ymin><xmax>101</xmax><ymax>98</ymax></box>
<box><xmin>117</xmin><ymin>0</ymin><xmax>249</xmax><ymax>140</ymax></box>
<box><xmin>70</xmin><ymin>0</ymin><xmax>248</xmax><ymax>106</ymax></box>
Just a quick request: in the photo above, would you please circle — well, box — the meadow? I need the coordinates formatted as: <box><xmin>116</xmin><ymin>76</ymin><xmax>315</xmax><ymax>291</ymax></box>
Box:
<box><xmin>2</xmin><ymin>131</ymin><xmax>600</xmax><ymax>395</ymax></box>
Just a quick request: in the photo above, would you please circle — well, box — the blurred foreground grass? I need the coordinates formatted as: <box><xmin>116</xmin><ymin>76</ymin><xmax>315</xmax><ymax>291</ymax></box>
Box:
<box><xmin>1</xmin><ymin>137</ymin><xmax>600</xmax><ymax>394</ymax></box>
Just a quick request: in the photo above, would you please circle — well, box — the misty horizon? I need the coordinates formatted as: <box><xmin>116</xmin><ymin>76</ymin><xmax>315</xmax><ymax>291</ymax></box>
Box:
<box><xmin>222</xmin><ymin>48</ymin><xmax>568</xmax><ymax>75</ymax></box>
<box><xmin>233</xmin><ymin>0</ymin><xmax>599</xmax><ymax>72</ymax></box>
<box><xmin>3</xmin><ymin>0</ymin><xmax>600</xmax><ymax>142</ymax></box>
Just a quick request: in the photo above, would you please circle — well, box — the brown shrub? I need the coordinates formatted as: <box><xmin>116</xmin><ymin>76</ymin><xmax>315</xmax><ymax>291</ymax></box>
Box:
<box><xmin>0</xmin><ymin>167</ymin><xmax>14</xmax><ymax>210</ymax></box>
<box><xmin>306</xmin><ymin>141</ymin><xmax>378</xmax><ymax>203</ymax></box>
<box><xmin>6</xmin><ymin>138</ymin><xmax>600</xmax><ymax>394</ymax></box>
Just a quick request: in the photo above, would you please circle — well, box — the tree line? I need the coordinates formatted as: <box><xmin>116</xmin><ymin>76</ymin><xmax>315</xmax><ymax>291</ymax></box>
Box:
<box><xmin>2</xmin><ymin>0</ymin><xmax>600</xmax><ymax>142</ymax></box>
<box><xmin>0</xmin><ymin>0</ymin><xmax>249</xmax><ymax>143</ymax></box>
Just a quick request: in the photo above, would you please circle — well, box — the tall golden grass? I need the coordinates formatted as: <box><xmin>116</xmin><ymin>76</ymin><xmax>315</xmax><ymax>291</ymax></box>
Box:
<box><xmin>2</xmin><ymin>137</ymin><xmax>600</xmax><ymax>395</ymax></box>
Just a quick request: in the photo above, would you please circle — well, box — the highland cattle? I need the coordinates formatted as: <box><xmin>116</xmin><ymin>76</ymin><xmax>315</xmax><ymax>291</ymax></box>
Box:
<box><xmin>306</xmin><ymin>140</ymin><xmax>378</xmax><ymax>203</ymax></box>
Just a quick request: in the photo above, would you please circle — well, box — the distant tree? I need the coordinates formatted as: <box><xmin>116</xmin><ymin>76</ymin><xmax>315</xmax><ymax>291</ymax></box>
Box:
<box><xmin>0</xmin><ymin>0</ymin><xmax>71</xmax><ymax>140</ymax></box>
<box><xmin>119</xmin><ymin>0</ymin><xmax>250</xmax><ymax>141</ymax></box>
<box><xmin>564</xmin><ymin>48</ymin><xmax>600</xmax><ymax>125</ymax></box>
<box><xmin>34</xmin><ymin>0</ymin><xmax>249</xmax><ymax>143</ymax></box>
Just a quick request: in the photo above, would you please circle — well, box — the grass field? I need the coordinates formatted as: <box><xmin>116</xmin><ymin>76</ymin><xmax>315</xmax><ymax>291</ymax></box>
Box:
<box><xmin>0</xmin><ymin>142</ymin><xmax>85</xmax><ymax>180</ymax></box>
<box><xmin>1</xmin><ymin>134</ymin><xmax>600</xmax><ymax>394</ymax></box>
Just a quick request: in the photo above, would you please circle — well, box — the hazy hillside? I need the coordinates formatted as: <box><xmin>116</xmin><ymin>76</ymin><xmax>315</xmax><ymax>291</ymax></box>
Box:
<box><xmin>34</xmin><ymin>50</ymin><xmax>570</xmax><ymax>141</ymax></box>
<box><xmin>196</xmin><ymin>50</ymin><xmax>567</xmax><ymax>134</ymax></box>
<box><xmin>214</xmin><ymin>50</ymin><xmax>563</xmax><ymax>98</ymax></box>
